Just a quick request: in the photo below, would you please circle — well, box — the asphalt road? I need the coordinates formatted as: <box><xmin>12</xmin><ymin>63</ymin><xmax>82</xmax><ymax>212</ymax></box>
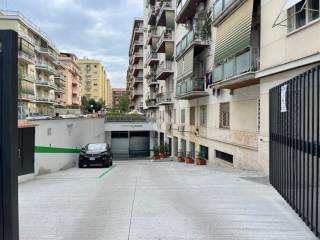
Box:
<box><xmin>19</xmin><ymin>160</ymin><xmax>317</xmax><ymax>240</ymax></box>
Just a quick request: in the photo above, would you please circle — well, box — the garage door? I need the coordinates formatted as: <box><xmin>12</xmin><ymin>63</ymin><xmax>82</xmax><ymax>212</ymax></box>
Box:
<box><xmin>129</xmin><ymin>132</ymin><xmax>150</xmax><ymax>157</ymax></box>
<box><xmin>111</xmin><ymin>132</ymin><xmax>129</xmax><ymax>158</ymax></box>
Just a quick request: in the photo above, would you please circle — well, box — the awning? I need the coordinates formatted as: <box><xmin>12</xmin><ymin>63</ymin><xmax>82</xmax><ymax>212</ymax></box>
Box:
<box><xmin>284</xmin><ymin>0</ymin><xmax>303</xmax><ymax>10</ymax></box>
<box><xmin>214</xmin><ymin>0</ymin><xmax>254</xmax><ymax>64</ymax></box>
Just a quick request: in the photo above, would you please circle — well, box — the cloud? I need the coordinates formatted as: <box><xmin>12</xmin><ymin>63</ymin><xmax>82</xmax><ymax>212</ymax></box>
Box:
<box><xmin>7</xmin><ymin>0</ymin><xmax>143</xmax><ymax>87</ymax></box>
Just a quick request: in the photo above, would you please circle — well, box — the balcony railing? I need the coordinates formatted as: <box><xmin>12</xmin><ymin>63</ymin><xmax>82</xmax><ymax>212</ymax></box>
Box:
<box><xmin>156</xmin><ymin>61</ymin><xmax>174</xmax><ymax>80</ymax></box>
<box><xmin>18</xmin><ymin>50</ymin><xmax>36</xmax><ymax>64</ymax></box>
<box><xmin>176</xmin><ymin>30</ymin><xmax>210</xmax><ymax>59</ymax></box>
<box><xmin>176</xmin><ymin>0</ymin><xmax>203</xmax><ymax>23</ymax></box>
<box><xmin>147</xmin><ymin>52</ymin><xmax>159</xmax><ymax>66</ymax></box>
<box><xmin>212</xmin><ymin>47</ymin><xmax>260</xmax><ymax>84</ymax></box>
<box><xmin>147</xmin><ymin>28</ymin><xmax>159</xmax><ymax>45</ymax></box>
<box><xmin>20</xmin><ymin>73</ymin><xmax>35</xmax><ymax>83</ymax></box>
<box><xmin>35</xmin><ymin>79</ymin><xmax>58</xmax><ymax>90</ymax></box>
<box><xmin>34</xmin><ymin>97</ymin><xmax>55</xmax><ymax>104</ymax></box>
<box><xmin>147</xmin><ymin>76</ymin><xmax>159</xmax><ymax>86</ymax></box>
<box><xmin>156</xmin><ymin>92</ymin><xmax>173</xmax><ymax>105</ymax></box>
<box><xmin>176</xmin><ymin>78</ymin><xmax>208</xmax><ymax>99</ymax></box>
<box><xmin>156</xmin><ymin>29</ymin><xmax>174</xmax><ymax>51</ymax></box>
<box><xmin>105</xmin><ymin>114</ymin><xmax>147</xmax><ymax>122</ymax></box>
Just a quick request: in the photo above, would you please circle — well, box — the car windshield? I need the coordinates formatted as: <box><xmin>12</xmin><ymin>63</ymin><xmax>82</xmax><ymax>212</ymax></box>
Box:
<box><xmin>87</xmin><ymin>143</ymin><xmax>106</xmax><ymax>151</ymax></box>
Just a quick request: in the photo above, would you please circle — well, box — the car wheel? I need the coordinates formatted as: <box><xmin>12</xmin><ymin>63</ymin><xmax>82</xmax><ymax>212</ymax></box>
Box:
<box><xmin>110</xmin><ymin>161</ymin><xmax>113</xmax><ymax>166</ymax></box>
<box><xmin>103</xmin><ymin>162</ymin><xmax>109</xmax><ymax>168</ymax></box>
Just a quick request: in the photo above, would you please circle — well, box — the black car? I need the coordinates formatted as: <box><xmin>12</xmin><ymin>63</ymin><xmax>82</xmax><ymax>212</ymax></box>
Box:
<box><xmin>79</xmin><ymin>143</ymin><xmax>113</xmax><ymax>168</ymax></box>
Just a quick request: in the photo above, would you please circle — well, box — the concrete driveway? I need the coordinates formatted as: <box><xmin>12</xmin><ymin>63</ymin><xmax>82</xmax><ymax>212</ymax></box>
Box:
<box><xmin>19</xmin><ymin>160</ymin><xmax>317</xmax><ymax>240</ymax></box>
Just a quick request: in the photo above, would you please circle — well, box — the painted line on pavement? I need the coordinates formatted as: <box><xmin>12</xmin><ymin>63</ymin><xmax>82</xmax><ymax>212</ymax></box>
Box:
<box><xmin>98</xmin><ymin>166</ymin><xmax>115</xmax><ymax>179</ymax></box>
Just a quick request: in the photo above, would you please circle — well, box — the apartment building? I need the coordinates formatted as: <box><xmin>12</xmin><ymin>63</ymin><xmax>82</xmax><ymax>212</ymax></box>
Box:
<box><xmin>59</xmin><ymin>53</ymin><xmax>82</xmax><ymax>107</ymax></box>
<box><xmin>78</xmin><ymin>58</ymin><xmax>111</xmax><ymax>105</ymax></box>
<box><xmin>112</xmin><ymin>88</ymin><xmax>128</xmax><ymax>111</ymax></box>
<box><xmin>143</xmin><ymin>0</ymin><xmax>176</xmax><ymax>130</ymax></box>
<box><xmin>0</xmin><ymin>11</ymin><xmax>63</xmax><ymax>117</ymax></box>
<box><xmin>127</xmin><ymin>19</ymin><xmax>144</xmax><ymax>112</ymax></box>
<box><xmin>258</xmin><ymin>0</ymin><xmax>320</xmax><ymax>173</ymax></box>
<box><xmin>138</xmin><ymin>0</ymin><xmax>263</xmax><ymax>171</ymax></box>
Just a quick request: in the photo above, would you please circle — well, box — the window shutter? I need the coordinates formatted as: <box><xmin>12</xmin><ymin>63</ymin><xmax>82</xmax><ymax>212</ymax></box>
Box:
<box><xmin>214</xmin><ymin>0</ymin><xmax>254</xmax><ymax>64</ymax></box>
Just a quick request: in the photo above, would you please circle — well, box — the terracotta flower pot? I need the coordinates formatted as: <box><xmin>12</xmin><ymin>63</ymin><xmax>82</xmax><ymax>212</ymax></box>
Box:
<box><xmin>185</xmin><ymin>157</ymin><xmax>195</xmax><ymax>164</ymax></box>
<box><xmin>176</xmin><ymin>156</ymin><xmax>185</xmax><ymax>162</ymax></box>
<box><xmin>160</xmin><ymin>153</ymin><xmax>165</xmax><ymax>159</ymax></box>
<box><xmin>153</xmin><ymin>155</ymin><xmax>161</xmax><ymax>160</ymax></box>
<box><xmin>196</xmin><ymin>158</ymin><xmax>206</xmax><ymax>165</ymax></box>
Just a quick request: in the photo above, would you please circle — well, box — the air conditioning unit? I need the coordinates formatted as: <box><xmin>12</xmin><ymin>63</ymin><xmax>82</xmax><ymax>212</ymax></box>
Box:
<box><xmin>178</xmin><ymin>125</ymin><xmax>185</xmax><ymax>133</ymax></box>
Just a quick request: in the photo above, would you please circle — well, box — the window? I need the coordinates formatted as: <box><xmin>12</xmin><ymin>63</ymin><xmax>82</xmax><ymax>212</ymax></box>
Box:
<box><xmin>200</xmin><ymin>105</ymin><xmax>207</xmax><ymax>126</ymax></box>
<box><xmin>288</xmin><ymin>0</ymin><xmax>320</xmax><ymax>32</ymax></box>
<box><xmin>189</xmin><ymin>142</ymin><xmax>195</xmax><ymax>158</ymax></box>
<box><xmin>181</xmin><ymin>109</ymin><xmax>185</xmax><ymax>124</ymax></box>
<box><xmin>199</xmin><ymin>145</ymin><xmax>209</xmax><ymax>160</ymax></box>
<box><xmin>220</xmin><ymin>103</ymin><xmax>230</xmax><ymax>129</ymax></box>
<box><xmin>190</xmin><ymin>107</ymin><xmax>195</xmax><ymax>125</ymax></box>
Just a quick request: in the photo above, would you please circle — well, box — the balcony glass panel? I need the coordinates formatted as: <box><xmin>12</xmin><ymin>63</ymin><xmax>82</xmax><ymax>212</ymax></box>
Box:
<box><xmin>224</xmin><ymin>59</ymin><xmax>235</xmax><ymax>79</ymax></box>
<box><xmin>214</xmin><ymin>0</ymin><xmax>223</xmax><ymax>17</ymax></box>
<box><xmin>235</xmin><ymin>51</ymin><xmax>250</xmax><ymax>75</ymax></box>
<box><xmin>213</xmin><ymin>65</ymin><xmax>224</xmax><ymax>82</ymax></box>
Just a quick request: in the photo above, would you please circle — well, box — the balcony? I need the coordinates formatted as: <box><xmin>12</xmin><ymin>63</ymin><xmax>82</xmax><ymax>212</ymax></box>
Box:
<box><xmin>147</xmin><ymin>28</ymin><xmax>159</xmax><ymax>45</ymax></box>
<box><xmin>156</xmin><ymin>61</ymin><xmax>174</xmax><ymax>80</ymax></box>
<box><xmin>148</xmin><ymin>0</ymin><xmax>156</xmax><ymax>6</ymax></box>
<box><xmin>20</xmin><ymin>72</ymin><xmax>35</xmax><ymax>83</ymax></box>
<box><xmin>133</xmin><ymin>27</ymin><xmax>144</xmax><ymax>40</ymax></box>
<box><xmin>18</xmin><ymin>49</ymin><xmax>36</xmax><ymax>64</ymax></box>
<box><xmin>147</xmin><ymin>75</ymin><xmax>159</xmax><ymax>87</ymax></box>
<box><xmin>212</xmin><ymin>0</ymin><xmax>242</xmax><ymax>27</ymax></box>
<box><xmin>55</xmin><ymin>87</ymin><xmax>65</xmax><ymax>94</ymax></box>
<box><xmin>147</xmin><ymin>7</ymin><xmax>157</xmax><ymax>26</ymax></box>
<box><xmin>133</xmin><ymin>64</ymin><xmax>143</xmax><ymax>76</ymax></box>
<box><xmin>133</xmin><ymin>40</ymin><xmax>143</xmax><ymax>53</ymax></box>
<box><xmin>147</xmin><ymin>52</ymin><xmax>159</xmax><ymax>66</ymax></box>
<box><xmin>54</xmin><ymin>74</ymin><xmax>65</xmax><ymax>81</ymax></box>
<box><xmin>34</xmin><ymin>97</ymin><xmax>55</xmax><ymax>104</ymax></box>
<box><xmin>156</xmin><ymin>29</ymin><xmax>174</xmax><ymax>56</ymax></box>
<box><xmin>133</xmin><ymin>76</ymin><xmax>143</xmax><ymax>86</ymax></box>
<box><xmin>176</xmin><ymin>78</ymin><xmax>209</xmax><ymax>100</ymax></box>
<box><xmin>156</xmin><ymin>1</ymin><xmax>175</xmax><ymax>28</ymax></box>
<box><xmin>156</xmin><ymin>92</ymin><xmax>173</xmax><ymax>105</ymax></box>
<box><xmin>212</xmin><ymin>48</ymin><xmax>260</xmax><ymax>89</ymax></box>
<box><xmin>54</xmin><ymin>99</ymin><xmax>66</xmax><ymax>107</ymax></box>
<box><xmin>19</xmin><ymin>87</ymin><xmax>35</xmax><ymax>101</ymax></box>
<box><xmin>176</xmin><ymin>30</ymin><xmax>210</xmax><ymax>60</ymax></box>
<box><xmin>133</xmin><ymin>51</ymin><xmax>143</xmax><ymax>64</ymax></box>
<box><xmin>35</xmin><ymin>79</ymin><xmax>58</xmax><ymax>90</ymax></box>
<box><xmin>146</xmin><ymin>98</ymin><xmax>158</xmax><ymax>108</ymax></box>
<box><xmin>35</xmin><ymin>62</ymin><xmax>57</xmax><ymax>75</ymax></box>
<box><xmin>35</xmin><ymin>46</ymin><xmax>58</xmax><ymax>60</ymax></box>
<box><xmin>132</xmin><ymin>88</ymin><xmax>143</xmax><ymax>99</ymax></box>
<box><xmin>176</xmin><ymin>0</ymin><xmax>204</xmax><ymax>24</ymax></box>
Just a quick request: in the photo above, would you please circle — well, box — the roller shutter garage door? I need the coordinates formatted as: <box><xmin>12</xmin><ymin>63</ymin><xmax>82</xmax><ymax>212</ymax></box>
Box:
<box><xmin>111</xmin><ymin>132</ymin><xmax>129</xmax><ymax>158</ymax></box>
<box><xmin>129</xmin><ymin>131</ymin><xmax>150</xmax><ymax>157</ymax></box>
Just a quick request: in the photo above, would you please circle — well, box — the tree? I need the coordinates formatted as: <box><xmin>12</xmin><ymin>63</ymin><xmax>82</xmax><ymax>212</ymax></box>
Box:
<box><xmin>81</xmin><ymin>96</ymin><xmax>89</xmax><ymax>112</ymax></box>
<box><xmin>119</xmin><ymin>96</ymin><xmax>129</xmax><ymax>113</ymax></box>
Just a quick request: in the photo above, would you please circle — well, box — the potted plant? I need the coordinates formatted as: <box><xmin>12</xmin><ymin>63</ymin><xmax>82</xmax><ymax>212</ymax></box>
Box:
<box><xmin>185</xmin><ymin>152</ymin><xmax>195</xmax><ymax>164</ymax></box>
<box><xmin>152</xmin><ymin>145</ymin><xmax>161</xmax><ymax>160</ymax></box>
<box><xmin>176</xmin><ymin>150</ymin><xmax>185</xmax><ymax>162</ymax></box>
<box><xmin>196</xmin><ymin>151</ymin><xmax>206</xmax><ymax>165</ymax></box>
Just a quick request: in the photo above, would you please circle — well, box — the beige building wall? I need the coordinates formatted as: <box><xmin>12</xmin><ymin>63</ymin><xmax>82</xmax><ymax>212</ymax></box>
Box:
<box><xmin>0</xmin><ymin>12</ymin><xmax>63</xmax><ymax>116</ymax></box>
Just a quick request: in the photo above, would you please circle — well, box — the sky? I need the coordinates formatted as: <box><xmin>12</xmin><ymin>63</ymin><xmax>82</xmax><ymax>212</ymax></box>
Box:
<box><xmin>4</xmin><ymin>0</ymin><xmax>143</xmax><ymax>87</ymax></box>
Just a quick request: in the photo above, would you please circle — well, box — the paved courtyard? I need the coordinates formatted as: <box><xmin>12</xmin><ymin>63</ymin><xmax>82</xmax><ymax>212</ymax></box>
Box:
<box><xmin>19</xmin><ymin>160</ymin><xmax>317</xmax><ymax>240</ymax></box>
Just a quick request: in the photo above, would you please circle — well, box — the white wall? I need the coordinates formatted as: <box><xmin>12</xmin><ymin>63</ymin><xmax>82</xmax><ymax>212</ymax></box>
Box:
<box><xmin>33</xmin><ymin>118</ymin><xmax>105</xmax><ymax>175</ymax></box>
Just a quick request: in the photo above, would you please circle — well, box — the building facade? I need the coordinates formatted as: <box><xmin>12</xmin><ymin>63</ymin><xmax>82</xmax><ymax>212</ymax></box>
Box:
<box><xmin>59</xmin><ymin>53</ymin><xmax>82</xmax><ymax>107</ymax></box>
<box><xmin>112</xmin><ymin>88</ymin><xmax>128</xmax><ymax>111</ymax></box>
<box><xmin>78</xmin><ymin>58</ymin><xmax>111</xmax><ymax>106</ymax></box>
<box><xmin>0</xmin><ymin>11</ymin><xmax>64</xmax><ymax>117</ymax></box>
<box><xmin>134</xmin><ymin>0</ymin><xmax>320</xmax><ymax>175</ymax></box>
<box><xmin>127</xmin><ymin>19</ymin><xmax>144</xmax><ymax>112</ymax></box>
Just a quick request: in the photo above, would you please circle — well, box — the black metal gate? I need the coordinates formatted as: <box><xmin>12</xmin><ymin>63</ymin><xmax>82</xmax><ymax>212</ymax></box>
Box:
<box><xmin>18</xmin><ymin>127</ymin><xmax>35</xmax><ymax>176</ymax></box>
<box><xmin>270</xmin><ymin>65</ymin><xmax>320</xmax><ymax>237</ymax></box>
